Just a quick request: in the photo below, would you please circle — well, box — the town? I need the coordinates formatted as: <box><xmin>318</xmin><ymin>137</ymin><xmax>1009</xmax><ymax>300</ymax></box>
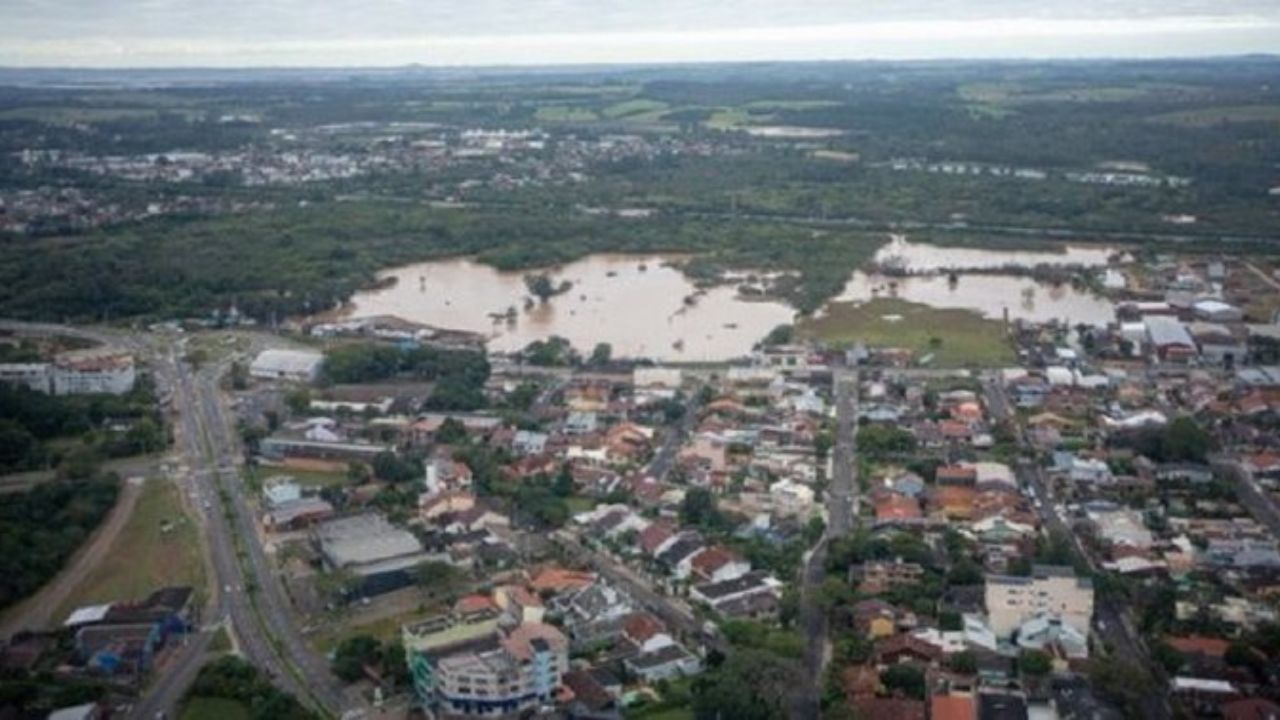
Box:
<box><xmin>3</xmin><ymin>240</ymin><xmax>1280</xmax><ymax>720</ymax></box>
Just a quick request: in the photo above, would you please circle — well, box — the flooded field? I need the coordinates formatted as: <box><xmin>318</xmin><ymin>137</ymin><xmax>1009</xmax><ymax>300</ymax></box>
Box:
<box><xmin>873</xmin><ymin>236</ymin><xmax>1120</xmax><ymax>272</ymax></box>
<box><xmin>340</xmin><ymin>239</ymin><xmax>1121</xmax><ymax>360</ymax></box>
<box><xmin>341</xmin><ymin>254</ymin><xmax>795</xmax><ymax>361</ymax></box>
<box><xmin>832</xmin><ymin>271</ymin><xmax>1115</xmax><ymax>326</ymax></box>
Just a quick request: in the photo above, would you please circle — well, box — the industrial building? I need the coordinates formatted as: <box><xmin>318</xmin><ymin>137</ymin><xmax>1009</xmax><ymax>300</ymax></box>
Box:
<box><xmin>313</xmin><ymin>513</ymin><xmax>441</xmax><ymax>596</ymax></box>
<box><xmin>249</xmin><ymin>348</ymin><xmax>324</xmax><ymax>383</ymax></box>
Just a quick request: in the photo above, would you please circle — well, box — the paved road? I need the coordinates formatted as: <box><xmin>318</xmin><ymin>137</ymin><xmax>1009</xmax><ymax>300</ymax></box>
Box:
<box><xmin>134</xmin><ymin>348</ymin><xmax>359</xmax><ymax>720</ymax></box>
<box><xmin>1216</xmin><ymin>458</ymin><xmax>1280</xmax><ymax>537</ymax></box>
<box><xmin>644</xmin><ymin>387</ymin><xmax>703</xmax><ymax>481</ymax></box>
<box><xmin>985</xmin><ymin>378</ymin><xmax>1171</xmax><ymax>720</ymax></box>
<box><xmin>552</xmin><ymin>530</ymin><xmax>727</xmax><ymax>655</ymax></box>
<box><xmin>794</xmin><ymin>369</ymin><xmax>859</xmax><ymax>720</ymax></box>
<box><xmin>0</xmin><ymin>478</ymin><xmax>144</xmax><ymax>637</ymax></box>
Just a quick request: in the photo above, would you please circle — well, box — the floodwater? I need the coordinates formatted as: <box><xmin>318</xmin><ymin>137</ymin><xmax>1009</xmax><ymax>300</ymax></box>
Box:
<box><xmin>873</xmin><ymin>235</ymin><xmax>1119</xmax><ymax>272</ymax></box>
<box><xmin>832</xmin><ymin>272</ymin><xmax>1116</xmax><ymax>326</ymax></box>
<box><xmin>341</xmin><ymin>255</ymin><xmax>795</xmax><ymax>361</ymax></box>
<box><xmin>342</xmin><ymin>240</ymin><xmax>1121</xmax><ymax>360</ymax></box>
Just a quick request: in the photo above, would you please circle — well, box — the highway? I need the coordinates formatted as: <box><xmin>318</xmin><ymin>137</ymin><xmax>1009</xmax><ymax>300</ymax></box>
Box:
<box><xmin>132</xmin><ymin>344</ymin><xmax>358</xmax><ymax>719</ymax></box>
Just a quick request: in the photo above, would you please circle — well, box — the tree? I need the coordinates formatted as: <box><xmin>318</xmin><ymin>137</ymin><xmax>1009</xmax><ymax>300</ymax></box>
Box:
<box><xmin>1019</xmin><ymin>649</ymin><xmax>1052</xmax><ymax>677</ymax></box>
<box><xmin>763</xmin><ymin>324</ymin><xmax>794</xmax><ymax>346</ymax></box>
<box><xmin>435</xmin><ymin>417</ymin><xmax>469</xmax><ymax>445</ymax></box>
<box><xmin>552</xmin><ymin>463</ymin><xmax>575</xmax><ymax>497</ymax></box>
<box><xmin>948</xmin><ymin>651</ymin><xmax>977</xmax><ymax>674</ymax></box>
<box><xmin>332</xmin><ymin>635</ymin><xmax>381</xmax><ymax>683</ymax></box>
<box><xmin>691</xmin><ymin>649</ymin><xmax>795</xmax><ymax>720</ymax></box>
<box><xmin>524</xmin><ymin>273</ymin><xmax>568</xmax><ymax>303</ymax></box>
<box><xmin>416</xmin><ymin>561</ymin><xmax>464</xmax><ymax>599</ymax></box>
<box><xmin>372</xmin><ymin>451</ymin><xmax>420</xmax><ymax>484</ymax></box>
<box><xmin>285</xmin><ymin>387</ymin><xmax>311</xmax><ymax>415</ymax></box>
<box><xmin>229</xmin><ymin>360</ymin><xmax>249</xmax><ymax>390</ymax></box>
<box><xmin>346</xmin><ymin>461</ymin><xmax>372</xmax><ymax>485</ymax></box>
<box><xmin>589</xmin><ymin>342</ymin><xmax>612</xmax><ymax>366</ymax></box>
<box><xmin>880</xmin><ymin>664</ymin><xmax>925</xmax><ymax>699</ymax></box>
<box><xmin>680</xmin><ymin>487</ymin><xmax>723</xmax><ymax>530</ymax></box>
<box><xmin>1161</xmin><ymin>416</ymin><xmax>1214</xmax><ymax>463</ymax></box>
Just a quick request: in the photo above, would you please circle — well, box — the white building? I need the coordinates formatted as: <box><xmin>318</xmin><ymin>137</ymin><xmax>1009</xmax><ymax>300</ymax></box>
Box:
<box><xmin>249</xmin><ymin>349</ymin><xmax>324</xmax><ymax>383</ymax></box>
<box><xmin>0</xmin><ymin>363</ymin><xmax>52</xmax><ymax>393</ymax></box>
<box><xmin>985</xmin><ymin>565</ymin><xmax>1094</xmax><ymax>638</ymax></box>
<box><xmin>50</xmin><ymin>348</ymin><xmax>136</xmax><ymax>395</ymax></box>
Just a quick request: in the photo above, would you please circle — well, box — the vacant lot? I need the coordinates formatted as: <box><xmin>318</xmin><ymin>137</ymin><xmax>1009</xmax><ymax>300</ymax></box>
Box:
<box><xmin>798</xmin><ymin>298</ymin><xmax>1014</xmax><ymax>367</ymax></box>
<box><xmin>55</xmin><ymin>477</ymin><xmax>205</xmax><ymax>618</ymax></box>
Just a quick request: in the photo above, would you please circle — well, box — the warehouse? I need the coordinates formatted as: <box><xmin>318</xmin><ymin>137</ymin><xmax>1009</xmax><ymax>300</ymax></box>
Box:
<box><xmin>313</xmin><ymin>513</ymin><xmax>442</xmax><ymax>597</ymax></box>
<box><xmin>249</xmin><ymin>349</ymin><xmax>324</xmax><ymax>383</ymax></box>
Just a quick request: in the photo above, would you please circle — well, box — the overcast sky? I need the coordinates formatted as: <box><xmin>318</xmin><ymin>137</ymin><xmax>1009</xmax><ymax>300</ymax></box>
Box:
<box><xmin>3</xmin><ymin>0</ymin><xmax>1279</xmax><ymax>67</ymax></box>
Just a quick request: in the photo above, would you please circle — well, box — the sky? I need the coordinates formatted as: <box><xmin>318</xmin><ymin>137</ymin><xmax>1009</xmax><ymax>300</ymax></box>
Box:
<box><xmin>2</xmin><ymin>0</ymin><xmax>1280</xmax><ymax>68</ymax></box>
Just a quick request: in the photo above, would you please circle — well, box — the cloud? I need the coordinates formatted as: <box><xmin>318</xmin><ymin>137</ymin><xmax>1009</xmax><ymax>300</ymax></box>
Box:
<box><xmin>1</xmin><ymin>1</ymin><xmax>1278</xmax><ymax>66</ymax></box>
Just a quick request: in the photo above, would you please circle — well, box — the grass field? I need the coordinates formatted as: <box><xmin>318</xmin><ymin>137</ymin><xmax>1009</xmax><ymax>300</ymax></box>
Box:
<box><xmin>566</xmin><ymin>495</ymin><xmax>598</xmax><ymax>515</ymax></box>
<box><xmin>263</xmin><ymin>467</ymin><xmax>350</xmax><ymax>488</ymax></box>
<box><xmin>603</xmin><ymin>99</ymin><xmax>669</xmax><ymax>119</ymax></box>
<box><xmin>798</xmin><ymin>298</ymin><xmax>1015</xmax><ymax>367</ymax></box>
<box><xmin>55</xmin><ymin>477</ymin><xmax>205</xmax><ymax>619</ymax></box>
<box><xmin>181</xmin><ymin>697</ymin><xmax>249</xmax><ymax>720</ymax></box>
<box><xmin>534</xmin><ymin>105</ymin><xmax>599</xmax><ymax>123</ymax></box>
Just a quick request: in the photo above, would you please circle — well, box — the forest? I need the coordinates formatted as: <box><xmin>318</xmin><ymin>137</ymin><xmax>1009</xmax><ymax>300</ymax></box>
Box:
<box><xmin>1</xmin><ymin>58</ymin><xmax>1279</xmax><ymax>324</ymax></box>
<box><xmin>0</xmin><ymin>475</ymin><xmax>120</xmax><ymax>611</ymax></box>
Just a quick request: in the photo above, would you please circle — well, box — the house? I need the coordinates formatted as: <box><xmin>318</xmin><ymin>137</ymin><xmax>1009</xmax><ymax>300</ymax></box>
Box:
<box><xmin>852</xmin><ymin>560</ymin><xmax>925</xmax><ymax>594</ymax></box>
<box><xmin>690</xmin><ymin>571</ymin><xmax>781</xmax><ymax>617</ymax></box>
<box><xmin>621</xmin><ymin>612</ymin><xmax>673</xmax><ymax>652</ymax></box>
<box><xmin>874</xmin><ymin>494</ymin><xmax>922</xmax><ymax>524</ymax></box>
<box><xmin>563</xmin><ymin>669</ymin><xmax>621</xmax><ymax>720</ymax></box>
<box><xmin>657</xmin><ymin>533</ymin><xmax>705</xmax><ymax>579</ymax></box>
<box><xmin>530</xmin><ymin>566</ymin><xmax>596</xmax><ymax>596</ymax></box>
<box><xmin>264</xmin><ymin>496</ymin><xmax>335</xmax><ymax>531</ymax></box>
<box><xmin>689</xmin><ymin>546</ymin><xmax>750</xmax><ymax>583</ymax></box>
<box><xmin>512</xmin><ymin>430</ymin><xmax>549</xmax><ymax>455</ymax></box>
<box><xmin>852</xmin><ymin>697</ymin><xmax>926</xmax><ymax>720</ymax></box>
<box><xmin>1222</xmin><ymin>698</ymin><xmax>1280</xmax><ymax>720</ymax></box>
<box><xmin>874</xmin><ymin>632</ymin><xmax>945</xmax><ymax>666</ymax></box>
<box><xmin>421</xmin><ymin>490</ymin><xmax>477</xmax><ymax>524</ymax></box>
<box><xmin>624</xmin><ymin>643</ymin><xmax>702</xmax><ymax>682</ymax></box>
<box><xmin>638</xmin><ymin>521</ymin><xmax>677</xmax><ymax>557</ymax></box>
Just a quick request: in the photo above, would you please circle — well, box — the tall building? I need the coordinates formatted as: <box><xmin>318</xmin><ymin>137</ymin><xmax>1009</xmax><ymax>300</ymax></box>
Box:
<box><xmin>403</xmin><ymin>609</ymin><xmax>568</xmax><ymax>718</ymax></box>
<box><xmin>985</xmin><ymin>565</ymin><xmax>1094</xmax><ymax>637</ymax></box>
<box><xmin>0</xmin><ymin>348</ymin><xmax>135</xmax><ymax>396</ymax></box>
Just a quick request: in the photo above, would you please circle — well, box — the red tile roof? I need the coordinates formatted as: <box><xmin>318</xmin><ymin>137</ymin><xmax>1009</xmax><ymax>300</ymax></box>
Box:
<box><xmin>623</xmin><ymin>612</ymin><xmax>666</xmax><ymax>645</ymax></box>
<box><xmin>931</xmin><ymin>694</ymin><xmax>976</xmax><ymax>720</ymax></box>
<box><xmin>875</xmin><ymin>494</ymin><xmax>922</xmax><ymax>521</ymax></box>
<box><xmin>1166</xmin><ymin>634</ymin><xmax>1231</xmax><ymax>658</ymax></box>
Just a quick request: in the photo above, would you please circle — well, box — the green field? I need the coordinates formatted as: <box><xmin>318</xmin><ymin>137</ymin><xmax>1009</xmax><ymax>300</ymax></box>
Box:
<box><xmin>55</xmin><ymin>478</ymin><xmax>205</xmax><ymax>619</ymax></box>
<box><xmin>603</xmin><ymin>99</ymin><xmax>670</xmax><ymax>119</ymax></box>
<box><xmin>798</xmin><ymin>298</ymin><xmax>1015</xmax><ymax>367</ymax></box>
<box><xmin>534</xmin><ymin>105</ymin><xmax>599</xmax><ymax>122</ymax></box>
<box><xmin>180</xmin><ymin>696</ymin><xmax>250</xmax><ymax>720</ymax></box>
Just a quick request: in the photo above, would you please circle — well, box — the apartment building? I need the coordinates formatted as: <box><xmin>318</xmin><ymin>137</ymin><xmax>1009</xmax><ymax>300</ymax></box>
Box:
<box><xmin>404</xmin><ymin>611</ymin><xmax>568</xmax><ymax>718</ymax></box>
<box><xmin>985</xmin><ymin>565</ymin><xmax>1094</xmax><ymax>637</ymax></box>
